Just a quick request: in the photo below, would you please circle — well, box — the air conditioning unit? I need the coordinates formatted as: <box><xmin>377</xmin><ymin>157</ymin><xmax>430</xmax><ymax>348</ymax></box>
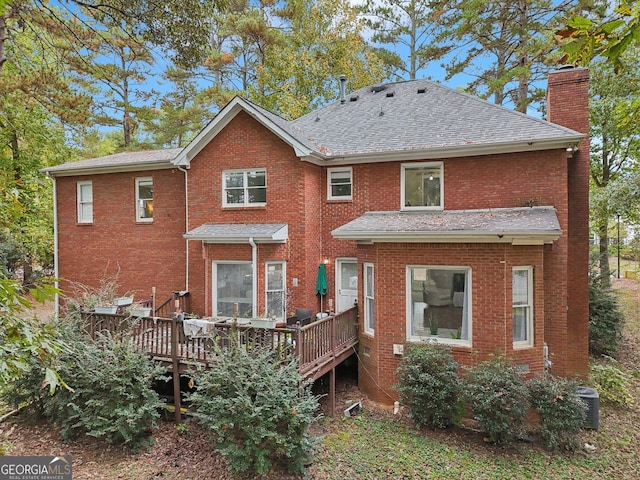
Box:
<box><xmin>576</xmin><ymin>386</ymin><xmax>599</xmax><ymax>430</ymax></box>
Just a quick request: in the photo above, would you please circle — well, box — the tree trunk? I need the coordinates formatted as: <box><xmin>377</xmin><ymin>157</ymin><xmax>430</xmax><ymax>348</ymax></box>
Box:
<box><xmin>0</xmin><ymin>14</ymin><xmax>7</xmax><ymax>71</ymax></box>
<box><xmin>599</xmin><ymin>223</ymin><xmax>611</xmax><ymax>287</ymax></box>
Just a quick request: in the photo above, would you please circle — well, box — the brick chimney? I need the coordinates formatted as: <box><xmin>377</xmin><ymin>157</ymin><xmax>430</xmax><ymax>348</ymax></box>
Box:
<box><xmin>547</xmin><ymin>66</ymin><xmax>590</xmax><ymax>378</ymax></box>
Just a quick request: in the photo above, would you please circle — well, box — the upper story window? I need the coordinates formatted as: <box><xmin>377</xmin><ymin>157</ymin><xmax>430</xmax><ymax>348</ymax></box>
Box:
<box><xmin>401</xmin><ymin>162</ymin><xmax>443</xmax><ymax>210</ymax></box>
<box><xmin>223</xmin><ymin>169</ymin><xmax>266</xmax><ymax>207</ymax></box>
<box><xmin>136</xmin><ymin>177</ymin><xmax>153</xmax><ymax>222</ymax></box>
<box><xmin>77</xmin><ymin>181</ymin><xmax>93</xmax><ymax>223</ymax></box>
<box><xmin>513</xmin><ymin>266</ymin><xmax>533</xmax><ymax>348</ymax></box>
<box><xmin>327</xmin><ymin>167</ymin><xmax>352</xmax><ymax>200</ymax></box>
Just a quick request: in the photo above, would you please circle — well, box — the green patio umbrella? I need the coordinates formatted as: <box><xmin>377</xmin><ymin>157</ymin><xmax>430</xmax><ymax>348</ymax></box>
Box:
<box><xmin>316</xmin><ymin>263</ymin><xmax>328</xmax><ymax>312</ymax></box>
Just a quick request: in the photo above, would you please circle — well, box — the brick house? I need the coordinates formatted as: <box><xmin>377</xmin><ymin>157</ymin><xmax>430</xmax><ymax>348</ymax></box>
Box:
<box><xmin>44</xmin><ymin>66</ymin><xmax>590</xmax><ymax>403</ymax></box>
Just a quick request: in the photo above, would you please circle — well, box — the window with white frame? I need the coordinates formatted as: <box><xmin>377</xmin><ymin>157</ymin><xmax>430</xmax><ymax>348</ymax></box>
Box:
<box><xmin>77</xmin><ymin>181</ymin><xmax>93</xmax><ymax>223</ymax></box>
<box><xmin>265</xmin><ymin>261</ymin><xmax>286</xmax><ymax>320</ymax></box>
<box><xmin>407</xmin><ymin>266</ymin><xmax>471</xmax><ymax>345</ymax></box>
<box><xmin>136</xmin><ymin>177</ymin><xmax>153</xmax><ymax>222</ymax></box>
<box><xmin>327</xmin><ymin>167</ymin><xmax>352</xmax><ymax>200</ymax></box>
<box><xmin>222</xmin><ymin>169</ymin><xmax>266</xmax><ymax>207</ymax></box>
<box><xmin>364</xmin><ymin>263</ymin><xmax>374</xmax><ymax>335</ymax></box>
<box><xmin>513</xmin><ymin>267</ymin><xmax>533</xmax><ymax>347</ymax></box>
<box><xmin>214</xmin><ymin>262</ymin><xmax>254</xmax><ymax>318</ymax></box>
<box><xmin>401</xmin><ymin>162</ymin><xmax>443</xmax><ymax>210</ymax></box>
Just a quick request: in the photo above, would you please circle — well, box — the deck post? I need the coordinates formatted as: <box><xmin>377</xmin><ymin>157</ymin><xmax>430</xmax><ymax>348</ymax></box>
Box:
<box><xmin>171</xmin><ymin>318</ymin><xmax>182</xmax><ymax>424</ymax></box>
<box><xmin>329</xmin><ymin>367</ymin><xmax>335</xmax><ymax>417</ymax></box>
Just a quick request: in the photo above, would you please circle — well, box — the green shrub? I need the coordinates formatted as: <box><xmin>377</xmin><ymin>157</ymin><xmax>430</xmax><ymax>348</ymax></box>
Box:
<box><xmin>589</xmin><ymin>362</ymin><xmax>634</xmax><ymax>408</ymax></box>
<box><xmin>43</xmin><ymin>330</ymin><xmax>165</xmax><ymax>451</ymax></box>
<box><xmin>395</xmin><ymin>342</ymin><xmax>462</xmax><ymax>429</ymax></box>
<box><xmin>188</xmin><ymin>342</ymin><xmax>321</xmax><ymax>475</ymax></box>
<box><xmin>464</xmin><ymin>356</ymin><xmax>529</xmax><ymax>445</ymax></box>
<box><xmin>589</xmin><ymin>279</ymin><xmax>624</xmax><ymax>357</ymax></box>
<box><xmin>528</xmin><ymin>375</ymin><xmax>587</xmax><ymax>451</ymax></box>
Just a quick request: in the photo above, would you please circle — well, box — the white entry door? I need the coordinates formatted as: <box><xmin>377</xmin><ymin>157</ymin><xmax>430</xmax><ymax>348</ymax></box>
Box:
<box><xmin>336</xmin><ymin>259</ymin><xmax>358</xmax><ymax>312</ymax></box>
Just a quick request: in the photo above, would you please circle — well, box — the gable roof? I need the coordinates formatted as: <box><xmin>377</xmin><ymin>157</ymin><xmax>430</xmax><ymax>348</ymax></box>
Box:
<box><xmin>173</xmin><ymin>78</ymin><xmax>584</xmax><ymax>168</ymax></box>
<box><xmin>42</xmin><ymin>148</ymin><xmax>182</xmax><ymax>177</ymax></box>
<box><xmin>331</xmin><ymin>206</ymin><xmax>561</xmax><ymax>245</ymax></box>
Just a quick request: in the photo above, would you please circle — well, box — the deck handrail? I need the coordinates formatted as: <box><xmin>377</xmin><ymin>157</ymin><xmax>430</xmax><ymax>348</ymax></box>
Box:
<box><xmin>81</xmin><ymin>305</ymin><xmax>359</xmax><ymax>375</ymax></box>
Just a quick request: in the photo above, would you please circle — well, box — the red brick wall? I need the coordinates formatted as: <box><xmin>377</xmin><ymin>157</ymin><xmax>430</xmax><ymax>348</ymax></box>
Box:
<box><xmin>547</xmin><ymin>67</ymin><xmax>590</xmax><ymax>378</ymax></box>
<box><xmin>55</xmin><ymin>168</ymin><xmax>186</xmax><ymax>304</ymax></box>
<box><xmin>185</xmin><ymin>111</ymin><xmax>322</xmax><ymax>317</ymax></box>
<box><xmin>356</xmin><ymin>243</ymin><xmax>546</xmax><ymax>404</ymax></box>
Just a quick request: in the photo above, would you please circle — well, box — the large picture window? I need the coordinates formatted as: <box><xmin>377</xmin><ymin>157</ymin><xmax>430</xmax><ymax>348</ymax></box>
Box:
<box><xmin>401</xmin><ymin>162</ymin><xmax>443</xmax><ymax>210</ymax></box>
<box><xmin>136</xmin><ymin>177</ymin><xmax>153</xmax><ymax>222</ymax></box>
<box><xmin>77</xmin><ymin>181</ymin><xmax>93</xmax><ymax>223</ymax></box>
<box><xmin>214</xmin><ymin>262</ymin><xmax>254</xmax><ymax>318</ymax></box>
<box><xmin>223</xmin><ymin>169</ymin><xmax>266</xmax><ymax>207</ymax></box>
<box><xmin>513</xmin><ymin>266</ymin><xmax>533</xmax><ymax>348</ymax></box>
<box><xmin>407</xmin><ymin>266</ymin><xmax>471</xmax><ymax>345</ymax></box>
<box><xmin>364</xmin><ymin>263</ymin><xmax>374</xmax><ymax>335</ymax></box>
<box><xmin>265</xmin><ymin>262</ymin><xmax>286</xmax><ymax>320</ymax></box>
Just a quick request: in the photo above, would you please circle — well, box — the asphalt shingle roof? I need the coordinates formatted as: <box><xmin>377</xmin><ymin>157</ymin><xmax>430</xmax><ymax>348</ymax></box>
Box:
<box><xmin>331</xmin><ymin>207</ymin><xmax>561</xmax><ymax>242</ymax></box>
<box><xmin>43</xmin><ymin>148</ymin><xmax>182</xmax><ymax>175</ymax></box>
<box><xmin>292</xmin><ymin>79</ymin><xmax>582</xmax><ymax>157</ymax></box>
<box><xmin>184</xmin><ymin>223</ymin><xmax>288</xmax><ymax>243</ymax></box>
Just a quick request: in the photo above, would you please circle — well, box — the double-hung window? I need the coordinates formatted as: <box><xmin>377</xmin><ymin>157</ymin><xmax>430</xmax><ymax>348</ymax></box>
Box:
<box><xmin>401</xmin><ymin>162</ymin><xmax>443</xmax><ymax>210</ymax></box>
<box><xmin>364</xmin><ymin>263</ymin><xmax>374</xmax><ymax>335</ymax></box>
<box><xmin>266</xmin><ymin>262</ymin><xmax>286</xmax><ymax>320</ymax></box>
<box><xmin>407</xmin><ymin>266</ymin><xmax>471</xmax><ymax>346</ymax></box>
<box><xmin>223</xmin><ymin>169</ymin><xmax>266</xmax><ymax>207</ymax></box>
<box><xmin>77</xmin><ymin>181</ymin><xmax>93</xmax><ymax>223</ymax></box>
<box><xmin>327</xmin><ymin>167</ymin><xmax>352</xmax><ymax>200</ymax></box>
<box><xmin>136</xmin><ymin>177</ymin><xmax>153</xmax><ymax>222</ymax></box>
<box><xmin>513</xmin><ymin>267</ymin><xmax>533</xmax><ymax>348</ymax></box>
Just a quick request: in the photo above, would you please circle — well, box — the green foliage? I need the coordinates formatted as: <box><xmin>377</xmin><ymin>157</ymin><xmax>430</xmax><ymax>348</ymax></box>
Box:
<box><xmin>528</xmin><ymin>375</ymin><xmax>587</xmax><ymax>452</ymax></box>
<box><xmin>589</xmin><ymin>361</ymin><xmax>634</xmax><ymax>408</ymax></box>
<box><xmin>464</xmin><ymin>356</ymin><xmax>529</xmax><ymax>445</ymax></box>
<box><xmin>188</xmin><ymin>342</ymin><xmax>322</xmax><ymax>475</ymax></box>
<box><xmin>589</xmin><ymin>279</ymin><xmax>624</xmax><ymax>357</ymax></box>
<box><xmin>41</xmin><ymin>325</ymin><xmax>165</xmax><ymax>451</ymax></box>
<box><xmin>395</xmin><ymin>342</ymin><xmax>462</xmax><ymax>429</ymax></box>
<box><xmin>0</xmin><ymin>275</ymin><xmax>62</xmax><ymax>392</ymax></box>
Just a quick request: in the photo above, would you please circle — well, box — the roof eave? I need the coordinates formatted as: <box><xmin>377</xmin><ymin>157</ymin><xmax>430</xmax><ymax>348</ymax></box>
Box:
<box><xmin>303</xmin><ymin>135</ymin><xmax>584</xmax><ymax>166</ymax></box>
<box><xmin>331</xmin><ymin>230</ymin><xmax>562</xmax><ymax>245</ymax></box>
<box><xmin>173</xmin><ymin>97</ymin><xmax>314</xmax><ymax>167</ymax></box>
<box><xmin>42</xmin><ymin>161</ymin><xmax>176</xmax><ymax>177</ymax></box>
<box><xmin>183</xmin><ymin>235</ymin><xmax>288</xmax><ymax>244</ymax></box>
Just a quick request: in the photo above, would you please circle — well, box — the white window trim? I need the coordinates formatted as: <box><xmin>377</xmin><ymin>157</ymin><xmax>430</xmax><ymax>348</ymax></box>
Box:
<box><xmin>135</xmin><ymin>177</ymin><xmax>153</xmax><ymax>223</ymax></box>
<box><xmin>405</xmin><ymin>265</ymin><xmax>472</xmax><ymax>347</ymax></box>
<box><xmin>222</xmin><ymin>168</ymin><xmax>267</xmax><ymax>207</ymax></box>
<box><xmin>513</xmin><ymin>266</ymin><xmax>534</xmax><ymax>349</ymax></box>
<box><xmin>400</xmin><ymin>161</ymin><xmax>444</xmax><ymax>211</ymax></box>
<box><xmin>265</xmin><ymin>261</ymin><xmax>286</xmax><ymax>321</ymax></box>
<box><xmin>77</xmin><ymin>181</ymin><xmax>93</xmax><ymax>224</ymax></box>
<box><xmin>327</xmin><ymin>167</ymin><xmax>353</xmax><ymax>200</ymax></box>
<box><xmin>364</xmin><ymin>263</ymin><xmax>374</xmax><ymax>335</ymax></box>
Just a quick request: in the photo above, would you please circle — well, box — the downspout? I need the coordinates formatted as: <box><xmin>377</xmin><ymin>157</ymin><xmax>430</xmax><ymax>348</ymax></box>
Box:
<box><xmin>178</xmin><ymin>166</ymin><xmax>189</xmax><ymax>291</ymax></box>
<box><xmin>48</xmin><ymin>173</ymin><xmax>59</xmax><ymax>317</ymax></box>
<box><xmin>249</xmin><ymin>237</ymin><xmax>257</xmax><ymax>318</ymax></box>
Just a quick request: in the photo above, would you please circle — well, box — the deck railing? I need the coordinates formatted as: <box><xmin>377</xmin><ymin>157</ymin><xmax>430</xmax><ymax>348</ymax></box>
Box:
<box><xmin>82</xmin><ymin>306</ymin><xmax>359</xmax><ymax>375</ymax></box>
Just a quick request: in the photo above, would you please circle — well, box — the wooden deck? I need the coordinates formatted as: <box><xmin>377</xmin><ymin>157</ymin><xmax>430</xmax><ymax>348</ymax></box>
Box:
<box><xmin>83</xmin><ymin>307</ymin><xmax>359</xmax><ymax>419</ymax></box>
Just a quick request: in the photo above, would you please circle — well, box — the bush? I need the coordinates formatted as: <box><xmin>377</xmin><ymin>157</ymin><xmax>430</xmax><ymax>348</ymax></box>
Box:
<box><xmin>589</xmin><ymin>279</ymin><xmax>624</xmax><ymax>357</ymax></box>
<box><xmin>589</xmin><ymin>362</ymin><xmax>634</xmax><ymax>408</ymax></box>
<box><xmin>188</xmin><ymin>342</ymin><xmax>321</xmax><ymax>475</ymax></box>
<box><xmin>528</xmin><ymin>375</ymin><xmax>587</xmax><ymax>451</ymax></box>
<box><xmin>395</xmin><ymin>342</ymin><xmax>463</xmax><ymax>429</ymax></box>
<box><xmin>464</xmin><ymin>356</ymin><xmax>529</xmax><ymax>445</ymax></box>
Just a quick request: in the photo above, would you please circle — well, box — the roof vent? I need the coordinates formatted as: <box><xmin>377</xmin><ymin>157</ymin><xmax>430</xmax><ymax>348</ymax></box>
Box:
<box><xmin>349</xmin><ymin>95</ymin><xmax>359</xmax><ymax>102</ymax></box>
<box><xmin>385</xmin><ymin>91</ymin><xmax>395</xmax><ymax>98</ymax></box>
<box><xmin>417</xmin><ymin>87</ymin><xmax>426</xmax><ymax>94</ymax></box>
<box><xmin>371</xmin><ymin>84</ymin><xmax>387</xmax><ymax>93</ymax></box>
